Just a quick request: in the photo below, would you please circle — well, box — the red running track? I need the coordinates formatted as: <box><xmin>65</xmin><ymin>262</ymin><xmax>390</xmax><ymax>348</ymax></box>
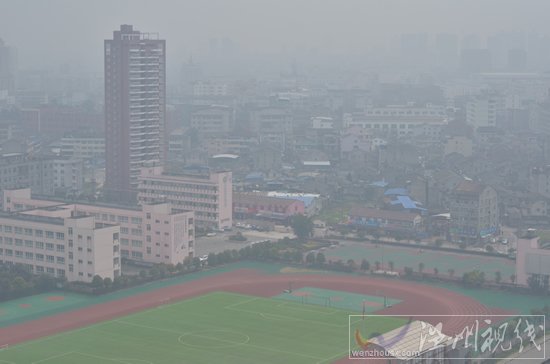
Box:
<box><xmin>0</xmin><ymin>269</ymin><xmax>513</xmax><ymax>361</ymax></box>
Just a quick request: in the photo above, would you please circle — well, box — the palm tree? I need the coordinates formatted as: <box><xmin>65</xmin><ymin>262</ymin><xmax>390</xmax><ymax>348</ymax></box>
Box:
<box><xmin>388</xmin><ymin>261</ymin><xmax>395</xmax><ymax>272</ymax></box>
<box><xmin>418</xmin><ymin>262</ymin><xmax>425</xmax><ymax>274</ymax></box>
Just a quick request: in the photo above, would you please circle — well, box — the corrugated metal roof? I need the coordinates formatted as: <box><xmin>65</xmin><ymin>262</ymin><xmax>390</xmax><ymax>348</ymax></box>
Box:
<box><xmin>369</xmin><ymin>320</ymin><xmax>452</xmax><ymax>359</ymax></box>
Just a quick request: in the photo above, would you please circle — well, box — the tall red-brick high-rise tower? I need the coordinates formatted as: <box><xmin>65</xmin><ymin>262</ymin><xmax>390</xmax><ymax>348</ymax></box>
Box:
<box><xmin>104</xmin><ymin>25</ymin><xmax>166</xmax><ymax>200</ymax></box>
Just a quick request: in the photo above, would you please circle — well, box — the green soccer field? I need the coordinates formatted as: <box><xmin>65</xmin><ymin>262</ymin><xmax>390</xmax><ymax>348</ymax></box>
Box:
<box><xmin>0</xmin><ymin>291</ymin><xmax>405</xmax><ymax>364</ymax></box>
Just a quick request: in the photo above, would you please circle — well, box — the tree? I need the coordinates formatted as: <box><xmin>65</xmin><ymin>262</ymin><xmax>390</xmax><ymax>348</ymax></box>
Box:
<box><xmin>418</xmin><ymin>262</ymin><xmax>425</xmax><ymax>274</ymax></box>
<box><xmin>315</xmin><ymin>252</ymin><xmax>326</xmax><ymax>265</ymax></box>
<box><xmin>375</xmin><ymin>261</ymin><xmax>381</xmax><ymax>271</ymax></box>
<box><xmin>290</xmin><ymin>214</ymin><xmax>314</xmax><ymax>240</ymax></box>
<box><xmin>414</xmin><ymin>238</ymin><xmax>422</xmax><ymax>245</ymax></box>
<box><xmin>433</xmin><ymin>267</ymin><xmax>439</xmax><ymax>276</ymax></box>
<box><xmin>388</xmin><ymin>261</ymin><xmax>395</xmax><ymax>272</ymax></box>
<box><xmin>207</xmin><ymin>253</ymin><xmax>219</xmax><ymax>266</ymax></box>
<box><xmin>404</xmin><ymin>267</ymin><xmax>414</xmax><ymax>277</ymax></box>
<box><xmin>103</xmin><ymin>277</ymin><xmax>113</xmax><ymax>289</ymax></box>
<box><xmin>347</xmin><ymin>259</ymin><xmax>356</xmax><ymax>270</ymax></box>
<box><xmin>435</xmin><ymin>239</ymin><xmax>445</xmax><ymax>247</ymax></box>
<box><xmin>91</xmin><ymin>275</ymin><xmax>104</xmax><ymax>289</ymax></box>
<box><xmin>462</xmin><ymin>270</ymin><xmax>485</xmax><ymax>287</ymax></box>
<box><xmin>485</xmin><ymin>245</ymin><xmax>494</xmax><ymax>253</ymax></box>
<box><xmin>192</xmin><ymin>257</ymin><xmax>202</xmax><ymax>268</ymax></box>
<box><xmin>360</xmin><ymin>259</ymin><xmax>370</xmax><ymax>271</ymax></box>
<box><xmin>448</xmin><ymin>268</ymin><xmax>455</xmax><ymax>278</ymax></box>
<box><xmin>305</xmin><ymin>252</ymin><xmax>316</xmax><ymax>265</ymax></box>
<box><xmin>495</xmin><ymin>271</ymin><xmax>502</xmax><ymax>284</ymax></box>
<box><xmin>510</xmin><ymin>274</ymin><xmax>516</xmax><ymax>284</ymax></box>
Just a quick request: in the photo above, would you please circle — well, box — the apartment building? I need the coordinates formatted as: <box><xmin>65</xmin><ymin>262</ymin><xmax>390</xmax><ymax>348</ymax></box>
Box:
<box><xmin>105</xmin><ymin>25</ymin><xmax>166</xmax><ymax>194</ymax></box>
<box><xmin>0</xmin><ymin>208</ymin><xmax>120</xmax><ymax>283</ymax></box>
<box><xmin>0</xmin><ymin>153</ymin><xmax>55</xmax><ymax>200</ymax></box>
<box><xmin>466</xmin><ymin>92</ymin><xmax>504</xmax><ymax>131</ymax></box>
<box><xmin>138</xmin><ymin>166</ymin><xmax>232</xmax><ymax>230</ymax></box>
<box><xmin>449</xmin><ymin>179</ymin><xmax>499</xmax><ymax>243</ymax></box>
<box><xmin>3</xmin><ymin>188</ymin><xmax>195</xmax><ymax>266</ymax></box>
<box><xmin>190</xmin><ymin>105</ymin><xmax>234</xmax><ymax>137</ymax></box>
<box><xmin>52</xmin><ymin>158</ymin><xmax>84</xmax><ymax>196</ymax></box>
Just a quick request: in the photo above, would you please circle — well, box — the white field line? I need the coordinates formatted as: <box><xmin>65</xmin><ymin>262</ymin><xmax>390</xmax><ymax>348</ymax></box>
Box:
<box><xmin>75</xmin><ymin>352</ymin><xmax>136</xmax><ymax>364</ymax></box>
<box><xmin>118</xmin><ymin>317</ymin><xmax>325</xmax><ymax>362</ymax></box>
<box><xmin>31</xmin><ymin>351</ymin><xmax>74</xmax><ymax>364</ymax></box>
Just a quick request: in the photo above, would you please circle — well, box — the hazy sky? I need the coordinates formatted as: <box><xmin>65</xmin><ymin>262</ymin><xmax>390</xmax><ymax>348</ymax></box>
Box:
<box><xmin>1</xmin><ymin>0</ymin><xmax>549</xmax><ymax>72</ymax></box>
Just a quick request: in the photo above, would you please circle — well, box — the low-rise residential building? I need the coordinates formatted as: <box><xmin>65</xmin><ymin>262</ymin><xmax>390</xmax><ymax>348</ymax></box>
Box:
<box><xmin>340</xmin><ymin>126</ymin><xmax>373</xmax><ymax>162</ymax></box>
<box><xmin>347</xmin><ymin>207</ymin><xmax>422</xmax><ymax>235</ymax></box>
<box><xmin>233</xmin><ymin>192</ymin><xmax>305</xmax><ymax>220</ymax></box>
<box><xmin>265</xmin><ymin>192</ymin><xmax>322</xmax><ymax>216</ymax></box>
<box><xmin>3</xmin><ymin>188</ymin><xmax>195</xmax><ymax>266</ymax></box>
<box><xmin>443</xmin><ymin>136</ymin><xmax>473</xmax><ymax>157</ymax></box>
<box><xmin>138</xmin><ymin>166</ymin><xmax>232</xmax><ymax>230</ymax></box>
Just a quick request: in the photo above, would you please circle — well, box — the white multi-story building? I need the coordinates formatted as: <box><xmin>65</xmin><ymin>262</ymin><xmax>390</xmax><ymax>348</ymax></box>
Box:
<box><xmin>190</xmin><ymin>105</ymin><xmax>234</xmax><ymax>137</ymax></box>
<box><xmin>343</xmin><ymin>103</ymin><xmax>447</xmax><ymax>138</ymax></box>
<box><xmin>138</xmin><ymin>166</ymin><xmax>232</xmax><ymax>230</ymax></box>
<box><xmin>0</xmin><ymin>207</ymin><xmax>120</xmax><ymax>283</ymax></box>
<box><xmin>3</xmin><ymin>188</ymin><xmax>195</xmax><ymax>267</ymax></box>
<box><xmin>192</xmin><ymin>81</ymin><xmax>228</xmax><ymax>97</ymax></box>
<box><xmin>311</xmin><ymin>116</ymin><xmax>335</xmax><ymax>129</ymax></box>
<box><xmin>60</xmin><ymin>136</ymin><xmax>105</xmax><ymax>160</ymax></box>
<box><xmin>52</xmin><ymin>158</ymin><xmax>84</xmax><ymax>195</ymax></box>
<box><xmin>466</xmin><ymin>92</ymin><xmax>504</xmax><ymax>130</ymax></box>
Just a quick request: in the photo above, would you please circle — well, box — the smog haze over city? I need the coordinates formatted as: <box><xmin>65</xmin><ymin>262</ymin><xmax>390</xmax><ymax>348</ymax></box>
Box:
<box><xmin>0</xmin><ymin>1</ymin><xmax>549</xmax><ymax>363</ymax></box>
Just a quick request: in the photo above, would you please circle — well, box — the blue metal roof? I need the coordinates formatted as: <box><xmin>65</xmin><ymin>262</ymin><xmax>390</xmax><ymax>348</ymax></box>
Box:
<box><xmin>384</xmin><ymin>188</ymin><xmax>408</xmax><ymax>196</ymax></box>
<box><xmin>390</xmin><ymin>195</ymin><xmax>426</xmax><ymax>210</ymax></box>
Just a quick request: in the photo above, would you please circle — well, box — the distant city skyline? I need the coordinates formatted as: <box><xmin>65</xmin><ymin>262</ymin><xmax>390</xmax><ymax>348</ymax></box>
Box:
<box><xmin>1</xmin><ymin>0</ymin><xmax>550</xmax><ymax>73</ymax></box>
